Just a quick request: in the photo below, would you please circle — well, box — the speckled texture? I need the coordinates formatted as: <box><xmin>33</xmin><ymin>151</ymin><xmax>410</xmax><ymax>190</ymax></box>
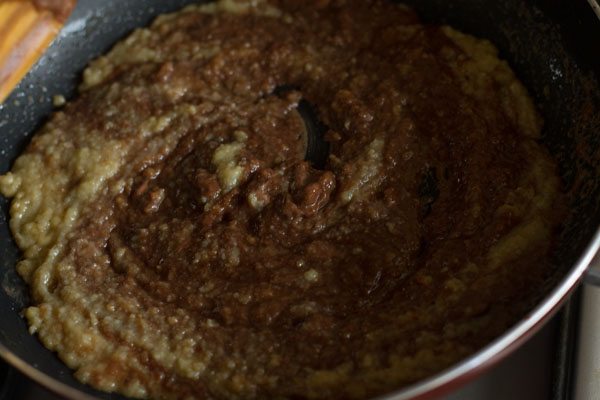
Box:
<box><xmin>4</xmin><ymin>0</ymin><xmax>588</xmax><ymax>397</ymax></box>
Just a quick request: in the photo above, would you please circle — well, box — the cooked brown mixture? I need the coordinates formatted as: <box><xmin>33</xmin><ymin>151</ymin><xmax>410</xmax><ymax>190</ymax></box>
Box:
<box><xmin>0</xmin><ymin>0</ymin><xmax>562</xmax><ymax>399</ymax></box>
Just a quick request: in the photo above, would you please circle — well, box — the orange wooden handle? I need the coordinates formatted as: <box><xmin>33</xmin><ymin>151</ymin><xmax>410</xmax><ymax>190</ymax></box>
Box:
<box><xmin>0</xmin><ymin>0</ymin><xmax>76</xmax><ymax>103</ymax></box>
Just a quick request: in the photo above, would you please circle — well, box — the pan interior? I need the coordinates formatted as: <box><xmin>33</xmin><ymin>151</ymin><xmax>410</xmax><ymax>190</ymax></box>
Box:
<box><xmin>0</xmin><ymin>1</ymin><xmax>598</xmax><ymax>399</ymax></box>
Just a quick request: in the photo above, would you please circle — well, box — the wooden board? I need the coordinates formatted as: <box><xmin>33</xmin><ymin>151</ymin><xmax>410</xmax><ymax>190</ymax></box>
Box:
<box><xmin>0</xmin><ymin>0</ymin><xmax>76</xmax><ymax>103</ymax></box>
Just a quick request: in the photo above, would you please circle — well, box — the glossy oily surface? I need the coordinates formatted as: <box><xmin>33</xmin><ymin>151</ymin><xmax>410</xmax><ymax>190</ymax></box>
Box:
<box><xmin>0</xmin><ymin>0</ymin><xmax>569</xmax><ymax>399</ymax></box>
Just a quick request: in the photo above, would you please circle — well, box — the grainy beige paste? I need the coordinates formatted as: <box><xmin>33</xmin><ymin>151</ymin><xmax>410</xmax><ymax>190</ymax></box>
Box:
<box><xmin>0</xmin><ymin>1</ymin><xmax>562</xmax><ymax>399</ymax></box>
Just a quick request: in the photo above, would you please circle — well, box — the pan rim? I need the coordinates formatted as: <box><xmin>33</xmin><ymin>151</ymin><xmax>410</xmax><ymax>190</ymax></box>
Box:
<box><xmin>0</xmin><ymin>229</ymin><xmax>598</xmax><ymax>400</ymax></box>
<box><xmin>374</xmin><ymin>227</ymin><xmax>600</xmax><ymax>400</ymax></box>
<box><xmin>1</xmin><ymin>0</ymin><xmax>599</xmax><ymax>398</ymax></box>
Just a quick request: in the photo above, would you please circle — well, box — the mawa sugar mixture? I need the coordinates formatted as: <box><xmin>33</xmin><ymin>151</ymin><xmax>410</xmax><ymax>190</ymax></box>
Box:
<box><xmin>0</xmin><ymin>0</ymin><xmax>562</xmax><ymax>399</ymax></box>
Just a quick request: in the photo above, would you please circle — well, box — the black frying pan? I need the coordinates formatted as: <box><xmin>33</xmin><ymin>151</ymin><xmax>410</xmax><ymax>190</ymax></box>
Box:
<box><xmin>0</xmin><ymin>1</ymin><xmax>599</xmax><ymax>399</ymax></box>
